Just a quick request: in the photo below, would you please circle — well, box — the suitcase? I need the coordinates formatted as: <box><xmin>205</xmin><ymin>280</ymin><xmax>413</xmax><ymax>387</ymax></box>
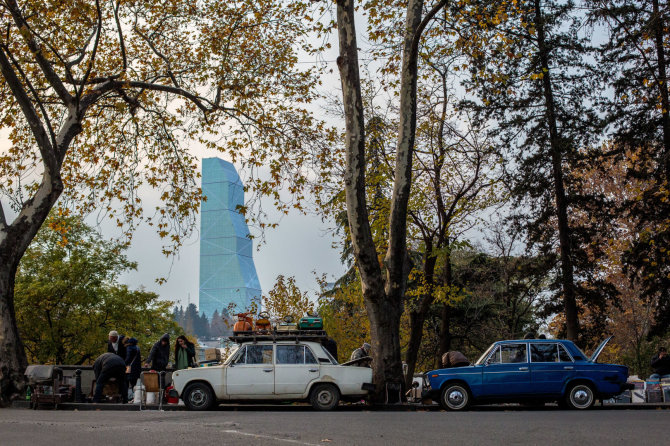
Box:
<box><xmin>298</xmin><ymin>316</ymin><xmax>323</xmax><ymax>330</ymax></box>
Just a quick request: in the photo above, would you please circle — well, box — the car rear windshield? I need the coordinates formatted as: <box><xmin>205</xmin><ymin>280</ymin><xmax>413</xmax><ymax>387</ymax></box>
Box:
<box><xmin>320</xmin><ymin>345</ymin><xmax>339</xmax><ymax>364</ymax></box>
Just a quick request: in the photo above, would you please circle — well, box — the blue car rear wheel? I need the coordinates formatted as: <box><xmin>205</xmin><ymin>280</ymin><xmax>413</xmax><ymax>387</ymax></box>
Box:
<box><xmin>565</xmin><ymin>383</ymin><xmax>595</xmax><ymax>410</ymax></box>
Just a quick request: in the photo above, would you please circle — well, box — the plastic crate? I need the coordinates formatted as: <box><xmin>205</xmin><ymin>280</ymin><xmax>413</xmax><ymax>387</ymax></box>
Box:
<box><xmin>646</xmin><ymin>382</ymin><xmax>663</xmax><ymax>403</ymax></box>
<box><xmin>662</xmin><ymin>384</ymin><xmax>670</xmax><ymax>403</ymax></box>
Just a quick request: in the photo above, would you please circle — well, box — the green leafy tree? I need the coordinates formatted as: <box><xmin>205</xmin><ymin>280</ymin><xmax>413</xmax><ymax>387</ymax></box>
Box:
<box><xmin>262</xmin><ymin>275</ymin><xmax>314</xmax><ymax>321</ymax></box>
<box><xmin>15</xmin><ymin>212</ymin><xmax>179</xmax><ymax>365</ymax></box>
<box><xmin>455</xmin><ymin>0</ymin><xmax>603</xmax><ymax>341</ymax></box>
<box><xmin>589</xmin><ymin>0</ymin><xmax>670</xmax><ymax>334</ymax></box>
<box><xmin>318</xmin><ymin>275</ymin><xmax>370</xmax><ymax>364</ymax></box>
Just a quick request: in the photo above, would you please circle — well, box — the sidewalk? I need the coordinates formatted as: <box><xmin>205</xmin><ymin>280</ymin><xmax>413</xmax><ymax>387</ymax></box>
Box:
<box><xmin>12</xmin><ymin>399</ymin><xmax>670</xmax><ymax>411</ymax></box>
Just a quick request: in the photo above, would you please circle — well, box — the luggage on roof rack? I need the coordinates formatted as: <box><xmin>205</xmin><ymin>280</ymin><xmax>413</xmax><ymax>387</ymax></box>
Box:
<box><xmin>229</xmin><ymin>330</ymin><xmax>328</xmax><ymax>344</ymax></box>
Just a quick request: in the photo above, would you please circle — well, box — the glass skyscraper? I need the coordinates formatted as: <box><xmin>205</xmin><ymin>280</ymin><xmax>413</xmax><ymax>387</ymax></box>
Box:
<box><xmin>199</xmin><ymin>158</ymin><xmax>261</xmax><ymax>319</ymax></box>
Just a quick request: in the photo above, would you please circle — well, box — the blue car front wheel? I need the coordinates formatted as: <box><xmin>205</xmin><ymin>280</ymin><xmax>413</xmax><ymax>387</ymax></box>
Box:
<box><xmin>440</xmin><ymin>383</ymin><xmax>470</xmax><ymax>411</ymax></box>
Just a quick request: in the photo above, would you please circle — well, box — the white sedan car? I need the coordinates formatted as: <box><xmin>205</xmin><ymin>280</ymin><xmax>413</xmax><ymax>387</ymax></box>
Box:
<box><xmin>172</xmin><ymin>340</ymin><xmax>373</xmax><ymax>410</ymax></box>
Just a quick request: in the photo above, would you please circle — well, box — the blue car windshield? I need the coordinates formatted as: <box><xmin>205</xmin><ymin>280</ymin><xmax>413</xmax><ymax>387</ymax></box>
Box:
<box><xmin>475</xmin><ymin>344</ymin><xmax>496</xmax><ymax>365</ymax></box>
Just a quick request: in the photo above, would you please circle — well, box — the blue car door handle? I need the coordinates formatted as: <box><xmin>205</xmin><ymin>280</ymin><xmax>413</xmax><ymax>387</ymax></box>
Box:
<box><xmin>518</xmin><ymin>367</ymin><xmax>529</xmax><ymax>371</ymax></box>
<box><xmin>564</xmin><ymin>366</ymin><xmax>574</xmax><ymax>370</ymax></box>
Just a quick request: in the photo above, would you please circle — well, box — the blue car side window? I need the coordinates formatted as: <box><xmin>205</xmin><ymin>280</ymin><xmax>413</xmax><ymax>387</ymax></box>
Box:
<box><xmin>531</xmin><ymin>343</ymin><xmax>558</xmax><ymax>362</ymax></box>
<box><xmin>558</xmin><ymin>344</ymin><xmax>573</xmax><ymax>362</ymax></box>
<box><xmin>500</xmin><ymin>344</ymin><xmax>527</xmax><ymax>363</ymax></box>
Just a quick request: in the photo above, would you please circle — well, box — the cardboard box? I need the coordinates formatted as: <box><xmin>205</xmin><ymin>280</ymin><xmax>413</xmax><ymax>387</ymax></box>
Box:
<box><xmin>204</xmin><ymin>348</ymin><xmax>217</xmax><ymax>361</ymax></box>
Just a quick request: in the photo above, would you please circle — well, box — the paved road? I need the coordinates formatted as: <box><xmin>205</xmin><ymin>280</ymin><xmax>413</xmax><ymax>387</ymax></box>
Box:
<box><xmin>2</xmin><ymin>406</ymin><xmax>668</xmax><ymax>445</ymax></box>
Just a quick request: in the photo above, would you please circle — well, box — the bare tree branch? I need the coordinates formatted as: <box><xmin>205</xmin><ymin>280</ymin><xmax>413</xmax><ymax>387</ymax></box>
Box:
<box><xmin>134</xmin><ymin>25</ymin><xmax>181</xmax><ymax>89</ymax></box>
<box><xmin>0</xmin><ymin>47</ymin><xmax>57</xmax><ymax>175</ymax></box>
<box><xmin>76</xmin><ymin>0</ymin><xmax>104</xmax><ymax>99</ymax></box>
<box><xmin>412</xmin><ymin>0</ymin><xmax>449</xmax><ymax>56</ymax></box>
<box><xmin>2</xmin><ymin>44</ymin><xmax>58</xmax><ymax>150</ymax></box>
<box><xmin>112</xmin><ymin>0</ymin><xmax>127</xmax><ymax>73</ymax></box>
<box><xmin>5</xmin><ymin>0</ymin><xmax>73</xmax><ymax>107</ymax></box>
<box><xmin>0</xmin><ymin>200</ymin><xmax>7</xmax><ymax>230</ymax></box>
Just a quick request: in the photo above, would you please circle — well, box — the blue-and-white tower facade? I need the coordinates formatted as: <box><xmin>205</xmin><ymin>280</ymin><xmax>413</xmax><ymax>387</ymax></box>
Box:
<box><xmin>199</xmin><ymin>158</ymin><xmax>261</xmax><ymax>319</ymax></box>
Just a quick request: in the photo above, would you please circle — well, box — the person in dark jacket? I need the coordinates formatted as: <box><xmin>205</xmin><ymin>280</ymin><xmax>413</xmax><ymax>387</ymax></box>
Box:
<box><xmin>650</xmin><ymin>347</ymin><xmax>670</xmax><ymax>380</ymax></box>
<box><xmin>107</xmin><ymin>330</ymin><xmax>126</xmax><ymax>359</ymax></box>
<box><xmin>441</xmin><ymin>351</ymin><xmax>470</xmax><ymax>368</ymax></box>
<box><xmin>144</xmin><ymin>333</ymin><xmax>170</xmax><ymax>371</ymax></box>
<box><xmin>124</xmin><ymin>337</ymin><xmax>142</xmax><ymax>389</ymax></box>
<box><xmin>174</xmin><ymin>335</ymin><xmax>196</xmax><ymax>370</ymax></box>
<box><xmin>93</xmin><ymin>352</ymin><xmax>128</xmax><ymax>403</ymax></box>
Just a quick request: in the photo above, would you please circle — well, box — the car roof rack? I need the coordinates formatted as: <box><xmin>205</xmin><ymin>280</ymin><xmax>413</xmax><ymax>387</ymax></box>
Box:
<box><xmin>229</xmin><ymin>330</ymin><xmax>328</xmax><ymax>344</ymax></box>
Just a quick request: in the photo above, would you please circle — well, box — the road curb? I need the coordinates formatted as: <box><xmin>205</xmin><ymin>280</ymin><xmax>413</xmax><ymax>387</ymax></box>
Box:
<box><xmin>12</xmin><ymin>400</ymin><xmax>670</xmax><ymax>411</ymax></box>
<box><xmin>12</xmin><ymin>400</ymin><xmax>185</xmax><ymax>411</ymax></box>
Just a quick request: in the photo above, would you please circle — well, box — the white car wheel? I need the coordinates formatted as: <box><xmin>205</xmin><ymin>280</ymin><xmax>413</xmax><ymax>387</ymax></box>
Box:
<box><xmin>310</xmin><ymin>384</ymin><xmax>340</xmax><ymax>411</ymax></box>
<box><xmin>184</xmin><ymin>383</ymin><xmax>214</xmax><ymax>411</ymax></box>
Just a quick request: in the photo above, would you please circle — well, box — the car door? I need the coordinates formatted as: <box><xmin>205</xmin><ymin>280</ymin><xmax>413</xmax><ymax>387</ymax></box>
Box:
<box><xmin>274</xmin><ymin>344</ymin><xmax>320</xmax><ymax>396</ymax></box>
<box><xmin>225</xmin><ymin>344</ymin><xmax>275</xmax><ymax>397</ymax></box>
<box><xmin>529</xmin><ymin>343</ymin><xmax>575</xmax><ymax>395</ymax></box>
<box><xmin>482</xmin><ymin>343</ymin><xmax>532</xmax><ymax>397</ymax></box>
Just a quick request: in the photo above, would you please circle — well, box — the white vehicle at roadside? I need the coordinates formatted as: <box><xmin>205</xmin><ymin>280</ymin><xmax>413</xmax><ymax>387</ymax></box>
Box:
<box><xmin>172</xmin><ymin>337</ymin><xmax>373</xmax><ymax>411</ymax></box>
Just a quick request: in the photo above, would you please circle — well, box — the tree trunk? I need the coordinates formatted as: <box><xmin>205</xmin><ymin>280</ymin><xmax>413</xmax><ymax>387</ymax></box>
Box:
<box><xmin>365</xmin><ymin>296</ymin><xmax>404</xmax><ymax>402</ymax></box>
<box><xmin>0</xmin><ymin>265</ymin><xmax>28</xmax><ymax>407</ymax></box>
<box><xmin>336</xmin><ymin>0</ymin><xmax>447</xmax><ymax>401</ymax></box>
<box><xmin>0</xmin><ymin>179</ymin><xmax>65</xmax><ymax>405</ymax></box>
<box><xmin>439</xmin><ymin>247</ymin><xmax>453</xmax><ymax>356</ymax></box>
<box><xmin>534</xmin><ymin>0</ymin><xmax>579</xmax><ymax>341</ymax></box>
<box><xmin>404</xmin><ymin>254</ymin><xmax>437</xmax><ymax>389</ymax></box>
<box><xmin>336</xmin><ymin>0</ymin><xmax>390</xmax><ymax>402</ymax></box>
<box><xmin>439</xmin><ymin>304</ymin><xmax>452</xmax><ymax>355</ymax></box>
<box><xmin>652</xmin><ymin>0</ymin><xmax>670</xmax><ymax>178</ymax></box>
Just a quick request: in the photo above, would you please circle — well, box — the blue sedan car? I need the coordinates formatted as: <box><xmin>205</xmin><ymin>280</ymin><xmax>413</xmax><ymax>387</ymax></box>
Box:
<box><xmin>423</xmin><ymin>337</ymin><xmax>632</xmax><ymax>410</ymax></box>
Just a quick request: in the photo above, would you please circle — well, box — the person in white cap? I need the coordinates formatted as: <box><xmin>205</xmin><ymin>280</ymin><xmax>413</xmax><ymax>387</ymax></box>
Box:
<box><xmin>107</xmin><ymin>330</ymin><xmax>126</xmax><ymax>359</ymax></box>
<box><xmin>350</xmin><ymin>342</ymin><xmax>372</xmax><ymax>362</ymax></box>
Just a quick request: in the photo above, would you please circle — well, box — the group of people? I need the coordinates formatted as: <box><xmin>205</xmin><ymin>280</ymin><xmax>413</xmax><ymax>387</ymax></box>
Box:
<box><xmin>92</xmin><ymin>331</ymin><xmax>197</xmax><ymax>403</ymax></box>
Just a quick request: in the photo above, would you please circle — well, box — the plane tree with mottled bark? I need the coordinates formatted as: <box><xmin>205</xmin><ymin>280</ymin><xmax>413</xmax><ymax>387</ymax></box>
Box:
<box><xmin>334</xmin><ymin>0</ymin><xmax>448</xmax><ymax>400</ymax></box>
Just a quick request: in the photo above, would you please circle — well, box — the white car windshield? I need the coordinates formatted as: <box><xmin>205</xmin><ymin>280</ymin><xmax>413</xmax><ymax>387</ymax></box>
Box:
<box><xmin>223</xmin><ymin>345</ymin><xmax>241</xmax><ymax>364</ymax></box>
<box><xmin>475</xmin><ymin>344</ymin><xmax>496</xmax><ymax>365</ymax></box>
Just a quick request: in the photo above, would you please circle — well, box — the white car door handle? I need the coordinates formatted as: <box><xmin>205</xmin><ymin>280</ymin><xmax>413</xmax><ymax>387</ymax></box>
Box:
<box><xmin>263</xmin><ymin>368</ymin><xmax>273</xmax><ymax>373</ymax></box>
<box><xmin>308</xmin><ymin>369</ymin><xmax>318</xmax><ymax>373</ymax></box>
<box><xmin>518</xmin><ymin>367</ymin><xmax>529</xmax><ymax>371</ymax></box>
<box><xmin>564</xmin><ymin>366</ymin><xmax>574</xmax><ymax>370</ymax></box>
